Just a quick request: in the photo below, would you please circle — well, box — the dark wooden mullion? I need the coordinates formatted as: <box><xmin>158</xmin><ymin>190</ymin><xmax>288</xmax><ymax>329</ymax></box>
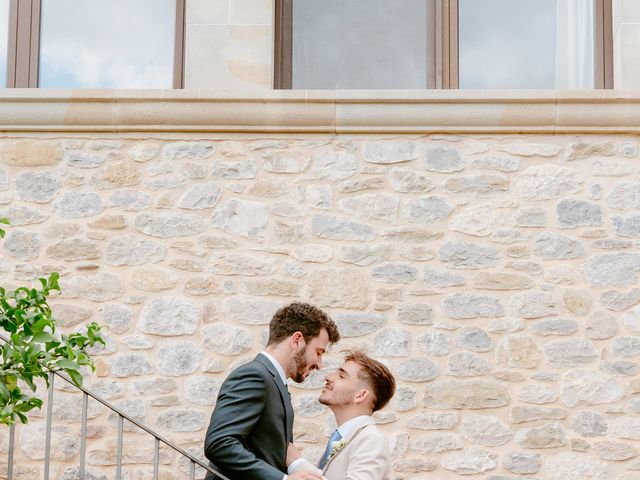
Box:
<box><xmin>444</xmin><ymin>0</ymin><xmax>458</xmax><ymax>89</ymax></box>
<box><xmin>7</xmin><ymin>0</ymin><xmax>41</xmax><ymax>88</ymax></box>
<box><xmin>602</xmin><ymin>0</ymin><xmax>613</xmax><ymax>88</ymax></box>
<box><xmin>173</xmin><ymin>0</ymin><xmax>186</xmax><ymax>89</ymax></box>
<box><xmin>10</xmin><ymin>0</ymin><xmax>34</xmax><ymax>87</ymax></box>
<box><xmin>274</xmin><ymin>0</ymin><xmax>292</xmax><ymax>89</ymax></box>
<box><xmin>6</xmin><ymin>0</ymin><xmax>19</xmax><ymax>87</ymax></box>
<box><xmin>593</xmin><ymin>0</ymin><xmax>613</xmax><ymax>89</ymax></box>
<box><xmin>427</xmin><ymin>0</ymin><xmax>437</xmax><ymax>88</ymax></box>
<box><xmin>28</xmin><ymin>0</ymin><xmax>40</xmax><ymax>87</ymax></box>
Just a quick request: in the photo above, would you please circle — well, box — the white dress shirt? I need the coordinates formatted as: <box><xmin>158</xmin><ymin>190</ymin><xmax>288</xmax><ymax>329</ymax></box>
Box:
<box><xmin>336</xmin><ymin>415</ymin><xmax>372</xmax><ymax>440</ymax></box>
<box><xmin>260</xmin><ymin>350</ymin><xmax>287</xmax><ymax>386</ymax></box>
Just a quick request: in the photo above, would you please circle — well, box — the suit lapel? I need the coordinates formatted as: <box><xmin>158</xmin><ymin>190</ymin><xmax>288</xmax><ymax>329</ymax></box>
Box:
<box><xmin>322</xmin><ymin>418</ymin><xmax>375</xmax><ymax>473</ymax></box>
<box><xmin>255</xmin><ymin>354</ymin><xmax>294</xmax><ymax>444</ymax></box>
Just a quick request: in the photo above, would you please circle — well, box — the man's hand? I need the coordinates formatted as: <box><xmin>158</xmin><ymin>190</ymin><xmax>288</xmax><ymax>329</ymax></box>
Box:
<box><xmin>288</xmin><ymin>472</ymin><xmax>323</xmax><ymax>480</ymax></box>
<box><xmin>287</xmin><ymin>442</ymin><xmax>302</xmax><ymax>466</ymax></box>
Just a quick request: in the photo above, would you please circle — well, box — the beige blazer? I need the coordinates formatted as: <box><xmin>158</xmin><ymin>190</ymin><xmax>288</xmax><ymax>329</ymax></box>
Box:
<box><xmin>292</xmin><ymin>417</ymin><xmax>391</xmax><ymax>480</ymax></box>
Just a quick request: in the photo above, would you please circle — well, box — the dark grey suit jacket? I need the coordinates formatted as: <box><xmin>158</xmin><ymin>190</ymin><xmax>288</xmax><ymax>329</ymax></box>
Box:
<box><xmin>204</xmin><ymin>353</ymin><xmax>294</xmax><ymax>480</ymax></box>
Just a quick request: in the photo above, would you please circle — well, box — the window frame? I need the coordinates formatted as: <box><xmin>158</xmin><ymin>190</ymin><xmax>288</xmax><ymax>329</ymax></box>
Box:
<box><xmin>5</xmin><ymin>0</ymin><xmax>186</xmax><ymax>88</ymax></box>
<box><xmin>274</xmin><ymin>0</ymin><xmax>613</xmax><ymax>90</ymax></box>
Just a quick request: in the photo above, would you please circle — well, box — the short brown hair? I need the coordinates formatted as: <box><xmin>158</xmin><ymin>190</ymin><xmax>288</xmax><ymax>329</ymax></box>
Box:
<box><xmin>267</xmin><ymin>302</ymin><xmax>340</xmax><ymax>346</ymax></box>
<box><xmin>345</xmin><ymin>351</ymin><xmax>396</xmax><ymax>412</ymax></box>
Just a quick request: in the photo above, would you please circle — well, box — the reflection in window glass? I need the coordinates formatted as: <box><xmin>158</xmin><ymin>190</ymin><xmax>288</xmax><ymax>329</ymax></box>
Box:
<box><xmin>293</xmin><ymin>0</ymin><xmax>428</xmax><ymax>89</ymax></box>
<box><xmin>459</xmin><ymin>0</ymin><xmax>594</xmax><ymax>89</ymax></box>
<box><xmin>0</xmin><ymin>0</ymin><xmax>9</xmax><ymax>87</ymax></box>
<box><xmin>39</xmin><ymin>0</ymin><xmax>175</xmax><ymax>88</ymax></box>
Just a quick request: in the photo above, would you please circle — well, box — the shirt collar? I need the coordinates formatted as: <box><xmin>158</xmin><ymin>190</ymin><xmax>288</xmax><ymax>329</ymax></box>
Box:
<box><xmin>337</xmin><ymin>415</ymin><xmax>372</xmax><ymax>439</ymax></box>
<box><xmin>260</xmin><ymin>350</ymin><xmax>287</xmax><ymax>385</ymax></box>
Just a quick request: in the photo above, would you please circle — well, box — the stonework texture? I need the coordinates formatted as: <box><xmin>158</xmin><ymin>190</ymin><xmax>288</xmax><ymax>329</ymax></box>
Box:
<box><xmin>3</xmin><ymin>134</ymin><xmax>640</xmax><ymax>479</ymax></box>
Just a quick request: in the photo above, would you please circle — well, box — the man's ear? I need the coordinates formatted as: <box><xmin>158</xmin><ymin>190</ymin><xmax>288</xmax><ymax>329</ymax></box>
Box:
<box><xmin>290</xmin><ymin>331</ymin><xmax>305</xmax><ymax>348</ymax></box>
<box><xmin>353</xmin><ymin>388</ymin><xmax>371</xmax><ymax>406</ymax></box>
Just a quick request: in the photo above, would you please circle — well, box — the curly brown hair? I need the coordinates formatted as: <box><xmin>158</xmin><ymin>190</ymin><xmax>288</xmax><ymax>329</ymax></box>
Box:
<box><xmin>266</xmin><ymin>302</ymin><xmax>340</xmax><ymax>346</ymax></box>
<box><xmin>345</xmin><ymin>350</ymin><xmax>396</xmax><ymax>412</ymax></box>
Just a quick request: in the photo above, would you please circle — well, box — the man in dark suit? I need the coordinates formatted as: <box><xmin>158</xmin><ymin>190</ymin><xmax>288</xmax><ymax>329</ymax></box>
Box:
<box><xmin>204</xmin><ymin>302</ymin><xmax>341</xmax><ymax>480</ymax></box>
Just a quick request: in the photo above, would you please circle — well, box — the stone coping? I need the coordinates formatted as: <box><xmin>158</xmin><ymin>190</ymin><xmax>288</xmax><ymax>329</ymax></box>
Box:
<box><xmin>1</xmin><ymin>89</ymin><xmax>640</xmax><ymax>134</ymax></box>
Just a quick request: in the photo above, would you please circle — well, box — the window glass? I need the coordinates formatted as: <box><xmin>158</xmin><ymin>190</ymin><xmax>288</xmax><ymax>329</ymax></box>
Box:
<box><xmin>459</xmin><ymin>0</ymin><xmax>595</xmax><ymax>89</ymax></box>
<box><xmin>0</xmin><ymin>0</ymin><xmax>9</xmax><ymax>87</ymax></box>
<box><xmin>39</xmin><ymin>0</ymin><xmax>176</xmax><ymax>88</ymax></box>
<box><xmin>292</xmin><ymin>0</ymin><xmax>429</xmax><ymax>89</ymax></box>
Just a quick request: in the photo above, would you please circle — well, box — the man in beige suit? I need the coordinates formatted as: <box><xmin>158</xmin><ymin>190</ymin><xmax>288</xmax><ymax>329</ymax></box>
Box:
<box><xmin>287</xmin><ymin>351</ymin><xmax>396</xmax><ymax>480</ymax></box>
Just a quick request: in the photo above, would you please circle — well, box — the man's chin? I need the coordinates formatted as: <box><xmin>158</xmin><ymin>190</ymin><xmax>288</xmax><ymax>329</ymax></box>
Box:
<box><xmin>291</xmin><ymin>371</ymin><xmax>308</xmax><ymax>383</ymax></box>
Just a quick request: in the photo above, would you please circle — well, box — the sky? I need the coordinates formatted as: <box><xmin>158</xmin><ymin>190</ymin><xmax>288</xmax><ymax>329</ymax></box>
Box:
<box><xmin>39</xmin><ymin>0</ymin><xmax>176</xmax><ymax>89</ymax></box>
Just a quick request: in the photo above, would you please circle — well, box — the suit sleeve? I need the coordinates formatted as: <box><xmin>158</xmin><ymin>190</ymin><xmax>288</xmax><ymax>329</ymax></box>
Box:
<box><xmin>344</xmin><ymin>433</ymin><xmax>390</xmax><ymax>480</ymax></box>
<box><xmin>204</xmin><ymin>367</ymin><xmax>284</xmax><ymax>480</ymax></box>
<box><xmin>289</xmin><ymin>458</ymin><xmax>322</xmax><ymax>475</ymax></box>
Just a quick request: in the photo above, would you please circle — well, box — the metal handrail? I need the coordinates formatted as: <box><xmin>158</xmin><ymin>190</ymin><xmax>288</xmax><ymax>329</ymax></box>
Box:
<box><xmin>0</xmin><ymin>333</ymin><xmax>230</xmax><ymax>480</ymax></box>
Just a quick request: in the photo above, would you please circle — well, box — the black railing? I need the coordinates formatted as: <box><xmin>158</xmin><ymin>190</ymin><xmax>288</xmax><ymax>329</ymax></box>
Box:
<box><xmin>1</xmin><ymin>334</ymin><xmax>229</xmax><ymax>480</ymax></box>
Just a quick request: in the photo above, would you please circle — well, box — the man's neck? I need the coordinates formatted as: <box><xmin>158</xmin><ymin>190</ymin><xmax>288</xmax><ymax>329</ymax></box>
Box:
<box><xmin>332</xmin><ymin>407</ymin><xmax>372</xmax><ymax>427</ymax></box>
<box><xmin>264</xmin><ymin>345</ymin><xmax>291</xmax><ymax>379</ymax></box>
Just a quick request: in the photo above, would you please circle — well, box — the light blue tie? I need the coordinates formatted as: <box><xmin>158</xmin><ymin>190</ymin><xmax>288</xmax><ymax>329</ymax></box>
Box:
<box><xmin>318</xmin><ymin>429</ymin><xmax>342</xmax><ymax>469</ymax></box>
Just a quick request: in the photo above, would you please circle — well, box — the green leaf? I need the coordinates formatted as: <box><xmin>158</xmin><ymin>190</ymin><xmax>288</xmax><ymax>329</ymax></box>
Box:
<box><xmin>0</xmin><ymin>380</ymin><xmax>10</xmax><ymax>402</ymax></box>
<box><xmin>54</xmin><ymin>359</ymin><xmax>78</xmax><ymax>370</ymax></box>
<box><xmin>0</xmin><ymin>269</ymin><xmax>104</xmax><ymax>425</ymax></box>
<box><xmin>31</xmin><ymin>332</ymin><xmax>58</xmax><ymax>344</ymax></box>
<box><xmin>65</xmin><ymin>369</ymin><xmax>83</xmax><ymax>387</ymax></box>
<box><xmin>3</xmin><ymin>374</ymin><xmax>17</xmax><ymax>390</ymax></box>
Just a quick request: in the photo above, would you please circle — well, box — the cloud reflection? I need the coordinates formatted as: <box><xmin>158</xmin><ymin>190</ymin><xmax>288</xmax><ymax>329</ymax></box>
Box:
<box><xmin>0</xmin><ymin>0</ymin><xmax>9</xmax><ymax>87</ymax></box>
<box><xmin>39</xmin><ymin>0</ymin><xmax>176</xmax><ymax>89</ymax></box>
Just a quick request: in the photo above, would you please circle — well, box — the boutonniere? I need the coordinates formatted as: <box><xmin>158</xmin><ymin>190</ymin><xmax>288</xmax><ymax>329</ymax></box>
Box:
<box><xmin>329</xmin><ymin>439</ymin><xmax>346</xmax><ymax>459</ymax></box>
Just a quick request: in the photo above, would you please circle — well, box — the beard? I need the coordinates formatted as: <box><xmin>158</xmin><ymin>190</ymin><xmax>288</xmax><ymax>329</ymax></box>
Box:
<box><xmin>290</xmin><ymin>346</ymin><xmax>309</xmax><ymax>383</ymax></box>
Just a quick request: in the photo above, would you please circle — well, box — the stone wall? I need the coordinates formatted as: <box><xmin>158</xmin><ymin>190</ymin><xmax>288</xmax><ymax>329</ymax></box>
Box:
<box><xmin>1</xmin><ymin>133</ymin><xmax>639</xmax><ymax>480</ymax></box>
<box><xmin>614</xmin><ymin>0</ymin><xmax>640</xmax><ymax>89</ymax></box>
<box><xmin>184</xmin><ymin>0</ymin><xmax>274</xmax><ymax>89</ymax></box>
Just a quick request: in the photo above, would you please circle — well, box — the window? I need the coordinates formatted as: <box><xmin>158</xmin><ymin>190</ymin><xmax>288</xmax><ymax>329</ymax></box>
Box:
<box><xmin>459</xmin><ymin>0</ymin><xmax>595</xmax><ymax>89</ymax></box>
<box><xmin>275</xmin><ymin>0</ymin><xmax>613</xmax><ymax>89</ymax></box>
<box><xmin>0</xmin><ymin>0</ymin><xmax>8</xmax><ymax>86</ymax></box>
<box><xmin>291</xmin><ymin>0</ymin><xmax>431</xmax><ymax>89</ymax></box>
<box><xmin>5</xmin><ymin>0</ymin><xmax>185</xmax><ymax>88</ymax></box>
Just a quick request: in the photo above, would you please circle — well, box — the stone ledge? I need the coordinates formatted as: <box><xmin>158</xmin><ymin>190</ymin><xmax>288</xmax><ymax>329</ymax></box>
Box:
<box><xmin>1</xmin><ymin>89</ymin><xmax>640</xmax><ymax>134</ymax></box>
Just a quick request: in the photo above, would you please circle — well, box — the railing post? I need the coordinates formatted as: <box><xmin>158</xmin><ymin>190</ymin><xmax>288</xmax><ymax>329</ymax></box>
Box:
<box><xmin>0</xmin><ymin>335</ymin><xmax>230</xmax><ymax>480</ymax></box>
<box><xmin>43</xmin><ymin>371</ymin><xmax>54</xmax><ymax>480</ymax></box>
<box><xmin>79</xmin><ymin>392</ymin><xmax>88</xmax><ymax>478</ymax></box>
<box><xmin>7</xmin><ymin>423</ymin><xmax>15</xmax><ymax>480</ymax></box>
<box><xmin>116</xmin><ymin>415</ymin><xmax>123</xmax><ymax>480</ymax></box>
<box><xmin>153</xmin><ymin>437</ymin><xmax>159</xmax><ymax>480</ymax></box>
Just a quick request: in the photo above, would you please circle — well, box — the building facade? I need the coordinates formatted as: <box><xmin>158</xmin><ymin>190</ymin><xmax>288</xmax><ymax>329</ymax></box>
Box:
<box><xmin>2</xmin><ymin>1</ymin><xmax>640</xmax><ymax>479</ymax></box>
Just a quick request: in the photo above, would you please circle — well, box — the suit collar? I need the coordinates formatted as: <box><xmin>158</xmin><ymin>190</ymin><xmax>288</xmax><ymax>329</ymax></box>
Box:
<box><xmin>338</xmin><ymin>415</ymin><xmax>374</xmax><ymax>443</ymax></box>
<box><xmin>322</xmin><ymin>418</ymin><xmax>376</xmax><ymax>473</ymax></box>
<box><xmin>258</xmin><ymin>351</ymin><xmax>287</xmax><ymax>385</ymax></box>
<box><xmin>255</xmin><ymin>353</ymin><xmax>285</xmax><ymax>383</ymax></box>
<box><xmin>255</xmin><ymin>353</ymin><xmax>294</xmax><ymax>444</ymax></box>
